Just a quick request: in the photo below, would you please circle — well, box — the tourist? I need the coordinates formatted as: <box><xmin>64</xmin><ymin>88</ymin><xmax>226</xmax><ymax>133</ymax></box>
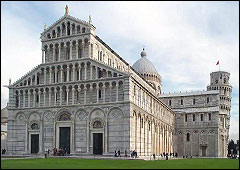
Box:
<box><xmin>125</xmin><ymin>150</ymin><xmax>127</xmax><ymax>157</ymax></box>
<box><xmin>114</xmin><ymin>150</ymin><xmax>117</xmax><ymax>157</ymax></box>
<box><xmin>118</xmin><ymin>149</ymin><xmax>121</xmax><ymax>157</ymax></box>
<box><xmin>166</xmin><ymin>153</ymin><xmax>168</xmax><ymax>160</ymax></box>
<box><xmin>153</xmin><ymin>153</ymin><xmax>156</xmax><ymax>160</ymax></box>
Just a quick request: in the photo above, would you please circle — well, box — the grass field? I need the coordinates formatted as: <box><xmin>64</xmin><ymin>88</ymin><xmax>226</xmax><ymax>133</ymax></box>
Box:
<box><xmin>1</xmin><ymin>158</ymin><xmax>239</xmax><ymax>169</ymax></box>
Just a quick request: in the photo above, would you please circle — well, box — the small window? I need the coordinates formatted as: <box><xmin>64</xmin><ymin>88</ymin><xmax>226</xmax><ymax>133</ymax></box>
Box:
<box><xmin>134</xmin><ymin>86</ymin><xmax>136</xmax><ymax>96</ymax></box>
<box><xmin>141</xmin><ymin>118</ymin><xmax>144</xmax><ymax>128</ymax></box>
<box><xmin>193</xmin><ymin>98</ymin><xmax>195</xmax><ymax>105</ymax></box>
<box><xmin>185</xmin><ymin>114</ymin><xmax>187</xmax><ymax>122</ymax></box>
<box><xmin>201</xmin><ymin>114</ymin><xmax>203</xmax><ymax>121</ymax></box>
<box><xmin>181</xmin><ymin>99</ymin><xmax>183</xmax><ymax>105</ymax></box>
<box><xmin>31</xmin><ymin>123</ymin><xmax>39</xmax><ymax>130</ymax></box>
<box><xmin>169</xmin><ymin>99</ymin><xmax>171</xmax><ymax>106</ymax></box>
<box><xmin>193</xmin><ymin>114</ymin><xmax>195</xmax><ymax>121</ymax></box>
<box><xmin>99</xmin><ymin>89</ymin><xmax>102</xmax><ymax>99</ymax></box>
<box><xmin>224</xmin><ymin>78</ymin><xmax>226</xmax><ymax>84</ymax></box>
<box><xmin>207</xmin><ymin>97</ymin><xmax>209</xmax><ymax>103</ymax></box>
<box><xmin>208</xmin><ymin>113</ymin><xmax>211</xmax><ymax>121</ymax></box>
<box><xmin>186</xmin><ymin>133</ymin><xmax>190</xmax><ymax>141</ymax></box>
<box><xmin>82</xmin><ymin>27</ymin><xmax>85</xmax><ymax>33</ymax></box>
<box><xmin>149</xmin><ymin>123</ymin><xmax>151</xmax><ymax>131</ymax></box>
<box><xmin>59</xmin><ymin>113</ymin><xmax>71</xmax><ymax>121</ymax></box>
<box><xmin>93</xmin><ymin>120</ymin><xmax>103</xmax><ymax>128</ymax></box>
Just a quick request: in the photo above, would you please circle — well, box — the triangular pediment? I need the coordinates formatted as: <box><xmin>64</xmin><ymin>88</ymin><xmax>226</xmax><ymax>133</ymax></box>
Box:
<box><xmin>40</xmin><ymin>15</ymin><xmax>94</xmax><ymax>39</ymax></box>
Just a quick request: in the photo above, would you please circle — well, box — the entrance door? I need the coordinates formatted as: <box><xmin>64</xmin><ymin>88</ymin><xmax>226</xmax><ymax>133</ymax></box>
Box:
<box><xmin>93</xmin><ymin>133</ymin><xmax>103</xmax><ymax>155</ymax></box>
<box><xmin>201</xmin><ymin>146</ymin><xmax>207</xmax><ymax>156</ymax></box>
<box><xmin>59</xmin><ymin>127</ymin><xmax>70</xmax><ymax>154</ymax></box>
<box><xmin>31</xmin><ymin>134</ymin><xmax>39</xmax><ymax>154</ymax></box>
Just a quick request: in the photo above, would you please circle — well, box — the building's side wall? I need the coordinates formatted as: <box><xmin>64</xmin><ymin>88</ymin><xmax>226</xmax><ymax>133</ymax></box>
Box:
<box><xmin>159</xmin><ymin>92</ymin><xmax>219</xmax><ymax>157</ymax></box>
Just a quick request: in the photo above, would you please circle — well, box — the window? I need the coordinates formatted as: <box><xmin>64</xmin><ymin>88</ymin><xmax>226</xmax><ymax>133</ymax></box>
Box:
<box><xmin>185</xmin><ymin>114</ymin><xmax>187</xmax><ymax>122</ymax></box>
<box><xmin>224</xmin><ymin>78</ymin><xmax>226</xmax><ymax>84</ymax></box>
<box><xmin>186</xmin><ymin>133</ymin><xmax>190</xmax><ymax>141</ymax></box>
<box><xmin>207</xmin><ymin>97</ymin><xmax>209</xmax><ymax>103</ymax></box>
<box><xmin>149</xmin><ymin>123</ymin><xmax>151</xmax><ymax>131</ymax></box>
<box><xmin>59</xmin><ymin>113</ymin><xmax>71</xmax><ymax>121</ymax></box>
<box><xmin>31</xmin><ymin>123</ymin><xmax>39</xmax><ymax>130</ymax></box>
<box><xmin>77</xmin><ymin>91</ymin><xmax>79</xmax><ymax>101</ymax></box>
<box><xmin>200</xmin><ymin>114</ymin><xmax>203</xmax><ymax>121</ymax></box>
<box><xmin>141</xmin><ymin>118</ymin><xmax>144</xmax><ymax>128</ymax></box>
<box><xmin>208</xmin><ymin>113</ymin><xmax>211</xmax><ymax>121</ymax></box>
<box><xmin>99</xmin><ymin>89</ymin><xmax>102</xmax><ymax>99</ymax></box>
<box><xmin>82</xmin><ymin>27</ymin><xmax>85</xmax><ymax>33</ymax></box>
<box><xmin>193</xmin><ymin>98</ymin><xmax>195</xmax><ymax>105</ymax></box>
<box><xmin>169</xmin><ymin>99</ymin><xmax>171</xmax><ymax>106</ymax></box>
<box><xmin>181</xmin><ymin>99</ymin><xmax>183</xmax><ymax>105</ymax></box>
<box><xmin>134</xmin><ymin>86</ymin><xmax>136</xmax><ymax>96</ymax></box>
<box><xmin>193</xmin><ymin>114</ymin><xmax>195</xmax><ymax>121</ymax></box>
<box><xmin>93</xmin><ymin>120</ymin><xmax>103</xmax><ymax>128</ymax></box>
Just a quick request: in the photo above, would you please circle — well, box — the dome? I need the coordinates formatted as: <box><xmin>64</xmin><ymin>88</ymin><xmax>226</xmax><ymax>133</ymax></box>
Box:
<box><xmin>132</xmin><ymin>49</ymin><xmax>158</xmax><ymax>75</ymax></box>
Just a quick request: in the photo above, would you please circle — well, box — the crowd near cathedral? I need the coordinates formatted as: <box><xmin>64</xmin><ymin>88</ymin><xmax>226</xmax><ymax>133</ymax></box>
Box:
<box><xmin>6</xmin><ymin>6</ymin><xmax>232</xmax><ymax>158</ymax></box>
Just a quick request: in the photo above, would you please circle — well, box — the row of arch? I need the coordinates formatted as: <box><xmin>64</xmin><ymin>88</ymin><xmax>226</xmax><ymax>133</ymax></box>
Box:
<box><xmin>132</xmin><ymin>83</ymin><xmax>174</xmax><ymax>122</ymax></box>
<box><xmin>45</xmin><ymin>20</ymin><xmax>88</xmax><ymax>40</ymax></box>
<box><xmin>14</xmin><ymin>81</ymin><xmax>125</xmax><ymax>108</ymax></box>
<box><xmin>16</xmin><ymin>107</ymin><xmax>124</xmax><ymax>123</ymax></box>
<box><xmin>16</xmin><ymin>61</ymin><xmax>122</xmax><ymax>87</ymax></box>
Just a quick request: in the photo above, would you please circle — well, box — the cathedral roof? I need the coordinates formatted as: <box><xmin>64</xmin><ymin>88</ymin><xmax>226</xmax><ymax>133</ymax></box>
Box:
<box><xmin>132</xmin><ymin>49</ymin><xmax>158</xmax><ymax>75</ymax></box>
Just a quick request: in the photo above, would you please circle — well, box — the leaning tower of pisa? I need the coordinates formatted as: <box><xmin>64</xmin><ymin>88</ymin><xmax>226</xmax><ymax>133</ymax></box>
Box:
<box><xmin>207</xmin><ymin>71</ymin><xmax>232</xmax><ymax>157</ymax></box>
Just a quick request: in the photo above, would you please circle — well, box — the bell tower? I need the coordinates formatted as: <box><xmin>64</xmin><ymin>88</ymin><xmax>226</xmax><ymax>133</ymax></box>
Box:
<box><xmin>207</xmin><ymin>71</ymin><xmax>232</xmax><ymax>157</ymax></box>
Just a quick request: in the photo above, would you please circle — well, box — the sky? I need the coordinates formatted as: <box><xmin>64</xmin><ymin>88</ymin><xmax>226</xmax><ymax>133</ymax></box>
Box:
<box><xmin>1</xmin><ymin>1</ymin><xmax>239</xmax><ymax>141</ymax></box>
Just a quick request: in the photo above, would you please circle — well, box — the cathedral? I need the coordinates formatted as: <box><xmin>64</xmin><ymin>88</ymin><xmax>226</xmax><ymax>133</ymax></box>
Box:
<box><xmin>6</xmin><ymin>7</ymin><xmax>231</xmax><ymax>158</ymax></box>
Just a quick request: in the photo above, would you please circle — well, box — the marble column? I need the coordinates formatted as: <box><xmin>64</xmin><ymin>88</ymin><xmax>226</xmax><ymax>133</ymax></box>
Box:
<box><xmin>61</xmin><ymin>68</ymin><xmax>63</xmax><ymax>83</ymax></box>
<box><xmin>54</xmin><ymin>89</ymin><xmax>57</xmax><ymax>106</ymax></box>
<box><xmin>70</xmin><ymin>44</ymin><xmax>72</xmax><ymax>60</ymax></box>
<box><xmin>33</xmin><ymin>91</ymin><xmax>36</xmax><ymax>107</ymax></box>
<box><xmin>78</xmin><ymin>65</ymin><xmax>81</xmax><ymax>80</ymax></box>
<box><xmin>53</xmin><ymin>46</ymin><xmax>55</xmax><ymax>62</ymax></box>
<box><xmin>43</xmin><ymin>90</ymin><xmax>46</xmax><ymax>107</ymax></box>
<box><xmin>60</xmin><ymin>89</ymin><xmax>62</xmax><ymax>105</ymax></box>
<box><xmin>84</xmin><ymin>64</ymin><xmax>87</xmax><ymax>80</ymax></box>
<box><xmin>72</xmin><ymin>66</ymin><xmax>75</xmax><ymax>82</ymax></box>
<box><xmin>95</xmin><ymin>66</ymin><xmax>98</xmax><ymax>79</ymax></box>
<box><xmin>66</xmin><ymin>89</ymin><xmax>69</xmax><ymax>105</ymax></box>
<box><xmin>28</xmin><ymin>91</ymin><xmax>31</xmax><ymax>107</ymax></box>
<box><xmin>96</xmin><ymin>85</ymin><xmax>99</xmax><ymax>103</ymax></box>
<box><xmin>58</xmin><ymin>46</ymin><xmax>61</xmax><ymax>61</ymax></box>
<box><xmin>109</xmin><ymin>84</ymin><xmax>112</xmax><ymax>102</ymax></box>
<box><xmin>38</xmin><ymin>91</ymin><xmax>41</xmax><ymax>107</ymax></box>
<box><xmin>49</xmin><ymin>90</ymin><xmax>51</xmax><ymax>106</ymax></box>
<box><xmin>67</xmin><ymin>66</ymin><xmax>69</xmax><ymax>82</ymax></box>
<box><xmin>76</xmin><ymin>43</ymin><xmax>79</xmax><ymax>59</ymax></box>
<box><xmin>78</xmin><ymin>87</ymin><xmax>81</xmax><ymax>103</ymax></box>
<box><xmin>103</xmin><ymin>85</ymin><xmax>106</xmax><ymax>103</ymax></box>
<box><xmin>23</xmin><ymin>91</ymin><xmax>25</xmax><ymax>108</ymax></box>
<box><xmin>44</xmin><ymin>70</ymin><xmax>47</xmax><ymax>84</ymax></box>
<box><xmin>42</xmin><ymin>48</ymin><xmax>45</xmax><ymax>63</ymax></box>
<box><xmin>49</xmin><ymin>68</ymin><xmax>52</xmax><ymax>84</ymax></box>
<box><xmin>84</xmin><ymin>86</ymin><xmax>87</xmax><ymax>104</ymax></box>
<box><xmin>55</xmin><ymin>68</ymin><xmax>57</xmax><ymax>83</ymax></box>
<box><xmin>116</xmin><ymin>84</ymin><xmax>119</xmax><ymax>102</ymax></box>
<box><xmin>90</xmin><ymin>64</ymin><xmax>92</xmax><ymax>80</ymax></box>
<box><xmin>72</xmin><ymin>88</ymin><xmax>75</xmax><ymax>105</ymax></box>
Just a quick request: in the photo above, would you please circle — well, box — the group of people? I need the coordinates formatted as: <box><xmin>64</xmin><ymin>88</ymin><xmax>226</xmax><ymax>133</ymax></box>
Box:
<box><xmin>114</xmin><ymin>149</ymin><xmax>122</xmax><ymax>157</ymax></box>
<box><xmin>53</xmin><ymin>147</ymin><xmax>68</xmax><ymax>156</ymax></box>
<box><xmin>1</xmin><ymin>149</ymin><xmax>6</xmax><ymax>155</ymax></box>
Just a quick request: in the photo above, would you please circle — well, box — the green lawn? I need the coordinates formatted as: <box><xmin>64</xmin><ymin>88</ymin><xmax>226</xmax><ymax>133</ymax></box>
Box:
<box><xmin>1</xmin><ymin>158</ymin><xmax>239</xmax><ymax>169</ymax></box>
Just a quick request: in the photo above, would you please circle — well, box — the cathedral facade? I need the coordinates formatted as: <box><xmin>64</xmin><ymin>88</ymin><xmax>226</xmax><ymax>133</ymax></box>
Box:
<box><xmin>6</xmin><ymin>8</ymin><xmax>231</xmax><ymax>158</ymax></box>
<box><xmin>6</xmin><ymin>9</ymin><xmax>174</xmax><ymax>156</ymax></box>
